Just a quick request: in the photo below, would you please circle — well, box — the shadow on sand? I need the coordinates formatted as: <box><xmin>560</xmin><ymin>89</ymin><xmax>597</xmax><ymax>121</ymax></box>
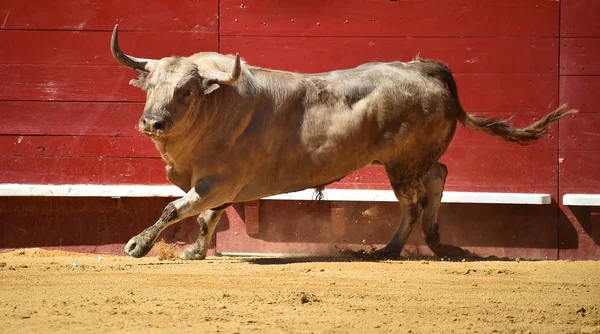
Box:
<box><xmin>241</xmin><ymin>250</ymin><xmax>520</xmax><ymax>265</ymax></box>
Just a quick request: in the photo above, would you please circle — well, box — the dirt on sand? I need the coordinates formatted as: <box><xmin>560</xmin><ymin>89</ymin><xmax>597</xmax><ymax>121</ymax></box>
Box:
<box><xmin>0</xmin><ymin>248</ymin><xmax>599</xmax><ymax>333</ymax></box>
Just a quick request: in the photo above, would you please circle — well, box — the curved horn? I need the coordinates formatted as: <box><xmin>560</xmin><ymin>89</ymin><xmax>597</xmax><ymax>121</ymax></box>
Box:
<box><xmin>210</xmin><ymin>54</ymin><xmax>242</xmax><ymax>84</ymax></box>
<box><xmin>110</xmin><ymin>24</ymin><xmax>155</xmax><ymax>73</ymax></box>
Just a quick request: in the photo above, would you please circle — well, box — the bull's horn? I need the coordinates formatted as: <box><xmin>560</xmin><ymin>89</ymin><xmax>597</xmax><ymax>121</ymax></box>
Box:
<box><xmin>210</xmin><ymin>54</ymin><xmax>242</xmax><ymax>84</ymax></box>
<box><xmin>110</xmin><ymin>24</ymin><xmax>155</xmax><ymax>73</ymax></box>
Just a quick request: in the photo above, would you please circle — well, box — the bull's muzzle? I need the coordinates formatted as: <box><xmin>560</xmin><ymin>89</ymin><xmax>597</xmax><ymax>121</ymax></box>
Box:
<box><xmin>139</xmin><ymin>116</ymin><xmax>166</xmax><ymax>137</ymax></box>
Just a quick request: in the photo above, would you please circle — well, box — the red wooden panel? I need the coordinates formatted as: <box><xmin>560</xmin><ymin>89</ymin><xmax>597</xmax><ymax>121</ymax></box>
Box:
<box><xmin>330</xmin><ymin>148</ymin><xmax>557</xmax><ymax>191</ymax></box>
<box><xmin>0</xmin><ymin>0</ymin><xmax>218</xmax><ymax>32</ymax></box>
<box><xmin>1</xmin><ymin>65</ymin><xmax>558</xmax><ymax>112</ymax></box>
<box><xmin>216</xmin><ymin>201</ymin><xmax>559</xmax><ymax>260</ymax></box>
<box><xmin>0</xmin><ymin>65</ymin><xmax>142</xmax><ymax>102</ymax></box>
<box><xmin>221</xmin><ymin>0</ymin><xmax>558</xmax><ymax>37</ymax></box>
<box><xmin>0</xmin><ymin>197</ymin><xmax>210</xmax><ymax>256</ymax></box>
<box><xmin>452</xmin><ymin>74</ymin><xmax>557</xmax><ymax>113</ymax></box>
<box><xmin>0</xmin><ymin>102</ymin><xmax>144</xmax><ymax>136</ymax></box>
<box><xmin>0</xmin><ymin>156</ymin><xmax>169</xmax><ymax>185</ymax></box>
<box><xmin>561</xmin><ymin>0</ymin><xmax>600</xmax><ymax>37</ymax></box>
<box><xmin>225</xmin><ymin>37</ymin><xmax>560</xmax><ymax>113</ymax></box>
<box><xmin>559</xmin><ymin>194</ymin><xmax>600</xmax><ymax>260</ymax></box>
<box><xmin>0</xmin><ymin>31</ymin><xmax>218</xmax><ymax>65</ymax></box>
<box><xmin>559</xmin><ymin>113</ymin><xmax>600</xmax><ymax>151</ymax></box>
<box><xmin>442</xmin><ymin>148</ymin><xmax>557</xmax><ymax>189</ymax></box>
<box><xmin>560</xmin><ymin>38</ymin><xmax>600</xmax><ymax>75</ymax></box>
<box><xmin>4</xmin><ymin>152</ymin><xmax>554</xmax><ymax>190</ymax></box>
<box><xmin>223</xmin><ymin>36</ymin><xmax>557</xmax><ymax>74</ymax></box>
<box><xmin>560</xmin><ymin>76</ymin><xmax>600</xmax><ymax>113</ymax></box>
<box><xmin>559</xmin><ymin>151</ymin><xmax>600</xmax><ymax>191</ymax></box>
<box><xmin>0</xmin><ymin>136</ymin><xmax>158</xmax><ymax>159</ymax></box>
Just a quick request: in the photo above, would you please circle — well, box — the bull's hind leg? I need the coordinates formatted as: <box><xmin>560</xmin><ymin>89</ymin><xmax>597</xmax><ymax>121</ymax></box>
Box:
<box><xmin>375</xmin><ymin>165</ymin><xmax>427</xmax><ymax>259</ymax></box>
<box><xmin>179</xmin><ymin>204</ymin><xmax>230</xmax><ymax>261</ymax></box>
<box><xmin>421</xmin><ymin>162</ymin><xmax>474</xmax><ymax>258</ymax></box>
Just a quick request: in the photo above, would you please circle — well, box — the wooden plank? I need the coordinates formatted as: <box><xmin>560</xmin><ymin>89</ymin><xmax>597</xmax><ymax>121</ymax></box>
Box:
<box><xmin>559</xmin><ymin>151</ymin><xmax>600</xmax><ymax>190</ymax></box>
<box><xmin>560</xmin><ymin>38</ymin><xmax>600</xmax><ymax>75</ymax></box>
<box><xmin>561</xmin><ymin>0</ymin><xmax>600</xmax><ymax>37</ymax></box>
<box><xmin>244</xmin><ymin>201</ymin><xmax>260</xmax><ymax>235</ymax></box>
<box><xmin>221</xmin><ymin>0</ymin><xmax>558</xmax><ymax>37</ymax></box>
<box><xmin>0</xmin><ymin>156</ymin><xmax>169</xmax><ymax>185</ymax></box>
<box><xmin>450</xmin><ymin>74</ymin><xmax>557</xmax><ymax>113</ymax></box>
<box><xmin>0</xmin><ymin>102</ymin><xmax>144</xmax><ymax>136</ymax></box>
<box><xmin>560</xmin><ymin>76</ymin><xmax>600</xmax><ymax>113</ymax></box>
<box><xmin>0</xmin><ymin>184</ymin><xmax>184</xmax><ymax>198</ymax></box>
<box><xmin>0</xmin><ymin>136</ymin><xmax>159</xmax><ymax>158</ymax></box>
<box><xmin>0</xmin><ymin>65</ymin><xmax>142</xmax><ymax>102</ymax></box>
<box><xmin>264</xmin><ymin>189</ymin><xmax>552</xmax><ymax>205</ymax></box>
<box><xmin>0</xmin><ymin>149</ymin><xmax>557</xmax><ymax>190</ymax></box>
<box><xmin>0</xmin><ymin>108</ymin><xmax>556</xmax><ymax>149</ymax></box>
<box><xmin>222</xmin><ymin>36</ymin><xmax>557</xmax><ymax>74</ymax></box>
<box><xmin>559</xmin><ymin>113</ymin><xmax>600</xmax><ymax>151</ymax></box>
<box><xmin>442</xmin><ymin>147</ymin><xmax>557</xmax><ymax>189</ymax></box>
<box><xmin>563</xmin><ymin>194</ymin><xmax>600</xmax><ymax>206</ymax></box>
<box><xmin>0</xmin><ymin>65</ymin><xmax>557</xmax><ymax>112</ymax></box>
<box><xmin>0</xmin><ymin>0</ymin><xmax>218</xmax><ymax>32</ymax></box>
<box><xmin>1</xmin><ymin>108</ymin><xmax>557</xmax><ymax>150</ymax></box>
<box><xmin>0</xmin><ymin>30</ymin><xmax>218</xmax><ymax>65</ymax></box>
<box><xmin>331</xmin><ymin>148</ymin><xmax>557</xmax><ymax>191</ymax></box>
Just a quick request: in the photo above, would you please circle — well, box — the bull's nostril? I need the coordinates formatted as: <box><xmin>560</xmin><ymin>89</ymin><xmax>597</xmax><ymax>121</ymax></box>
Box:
<box><xmin>153</xmin><ymin>121</ymin><xmax>163</xmax><ymax>131</ymax></box>
<box><xmin>141</xmin><ymin>118</ymin><xmax>147</xmax><ymax>125</ymax></box>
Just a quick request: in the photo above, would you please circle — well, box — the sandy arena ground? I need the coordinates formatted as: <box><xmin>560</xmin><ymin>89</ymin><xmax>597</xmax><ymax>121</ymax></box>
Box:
<box><xmin>0</xmin><ymin>248</ymin><xmax>599</xmax><ymax>334</ymax></box>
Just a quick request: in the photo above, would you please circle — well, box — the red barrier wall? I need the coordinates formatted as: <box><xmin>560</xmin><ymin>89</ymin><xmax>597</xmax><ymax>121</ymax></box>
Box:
<box><xmin>558</xmin><ymin>0</ymin><xmax>600</xmax><ymax>259</ymax></box>
<box><xmin>0</xmin><ymin>1</ymin><xmax>598</xmax><ymax>259</ymax></box>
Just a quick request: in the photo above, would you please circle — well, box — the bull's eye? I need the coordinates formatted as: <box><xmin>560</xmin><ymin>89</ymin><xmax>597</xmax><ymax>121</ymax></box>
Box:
<box><xmin>183</xmin><ymin>89</ymin><xmax>192</xmax><ymax>98</ymax></box>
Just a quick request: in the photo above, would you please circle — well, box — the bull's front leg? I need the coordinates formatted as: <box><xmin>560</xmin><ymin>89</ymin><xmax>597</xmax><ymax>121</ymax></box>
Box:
<box><xmin>124</xmin><ymin>179</ymin><xmax>228</xmax><ymax>258</ymax></box>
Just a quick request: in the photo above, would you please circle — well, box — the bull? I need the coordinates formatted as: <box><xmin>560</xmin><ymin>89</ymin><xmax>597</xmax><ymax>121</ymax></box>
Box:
<box><xmin>110</xmin><ymin>25</ymin><xmax>577</xmax><ymax>260</ymax></box>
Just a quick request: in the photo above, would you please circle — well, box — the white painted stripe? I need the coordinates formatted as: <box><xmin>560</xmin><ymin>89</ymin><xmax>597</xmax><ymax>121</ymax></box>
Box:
<box><xmin>0</xmin><ymin>184</ymin><xmax>185</xmax><ymax>198</ymax></box>
<box><xmin>263</xmin><ymin>189</ymin><xmax>399</xmax><ymax>202</ymax></box>
<box><xmin>0</xmin><ymin>184</ymin><xmax>551</xmax><ymax>205</ymax></box>
<box><xmin>264</xmin><ymin>189</ymin><xmax>551</xmax><ymax>205</ymax></box>
<box><xmin>563</xmin><ymin>194</ymin><xmax>600</xmax><ymax>206</ymax></box>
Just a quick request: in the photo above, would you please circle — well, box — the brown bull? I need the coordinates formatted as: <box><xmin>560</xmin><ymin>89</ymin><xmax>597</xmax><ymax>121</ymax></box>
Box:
<box><xmin>110</xmin><ymin>25</ymin><xmax>577</xmax><ymax>260</ymax></box>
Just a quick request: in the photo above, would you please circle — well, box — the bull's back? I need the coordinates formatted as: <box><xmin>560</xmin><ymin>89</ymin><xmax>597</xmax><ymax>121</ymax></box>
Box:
<box><xmin>233</xmin><ymin>62</ymin><xmax>458</xmax><ymax>201</ymax></box>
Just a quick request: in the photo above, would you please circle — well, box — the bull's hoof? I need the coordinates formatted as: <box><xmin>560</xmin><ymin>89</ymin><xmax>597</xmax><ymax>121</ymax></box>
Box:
<box><xmin>374</xmin><ymin>245</ymin><xmax>402</xmax><ymax>260</ymax></box>
<box><xmin>178</xmin><ymin>246</ymin><xmax>207</xmax><ymax>261</ymax></box>
<box><xmin>432</xmin><ymin>244</ymin><xmax>477</xmax><ymax>259</ymax></box>
<box><xmin>124</xmin><ymin>235</ymin><xmax>153</xmax><ymax>258</ymax></box>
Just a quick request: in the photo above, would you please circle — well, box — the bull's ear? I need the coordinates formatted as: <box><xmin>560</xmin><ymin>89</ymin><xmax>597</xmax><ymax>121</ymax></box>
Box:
<box><xmin>200</xmin><ymin>54</ymin><xmax>241</xmax><ymax>94</ymax></box>
<box><xmin>201</xmin><ymin>78</ymin><xmax>220</xmax><ymax>95</ymax></box>
<box><xmin>129</xmin><ymin>70</ymin><xmax>148</xmax><ymax>90</ymax></box>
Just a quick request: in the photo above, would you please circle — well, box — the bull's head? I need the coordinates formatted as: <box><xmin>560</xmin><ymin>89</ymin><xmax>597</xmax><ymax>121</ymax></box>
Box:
<box><xmin>110</xmin><ymin>25</ymin><xmax>241</xmax><ymax>138</ymax></box>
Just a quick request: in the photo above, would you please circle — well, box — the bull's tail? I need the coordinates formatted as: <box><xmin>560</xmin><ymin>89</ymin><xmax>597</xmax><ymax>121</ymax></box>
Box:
<box><xmin>421</xmin><ymin>59</ymin><xmax>579</xmax><ymax>145</ymax></box>
<box><xmin>460</xmin><ymin>104</ymin><xmax>576</xmax><ymax>145</ymax></box>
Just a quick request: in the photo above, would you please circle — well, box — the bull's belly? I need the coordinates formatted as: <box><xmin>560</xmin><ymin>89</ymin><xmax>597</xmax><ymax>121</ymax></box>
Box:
<box><xmin>232</xmin><ymin>159</ymin><xmax>372</xmax><ymax>203</ymax></box>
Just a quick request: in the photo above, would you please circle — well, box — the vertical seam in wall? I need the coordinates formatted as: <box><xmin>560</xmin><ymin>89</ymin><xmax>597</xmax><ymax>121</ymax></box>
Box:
<box><xmin>217</xmin><ymin>0</ymin><xmax>221</xmax><ymax>53</ymax></box>
<box><xmin>215</xmin><ymin>0</ymin><xmax>221</xmax><ymax>250</ymax></box>
<box><xmin>556</xmin><ymin>0</ymin><xmax>562</xmax><ymax>260</ymax></box>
